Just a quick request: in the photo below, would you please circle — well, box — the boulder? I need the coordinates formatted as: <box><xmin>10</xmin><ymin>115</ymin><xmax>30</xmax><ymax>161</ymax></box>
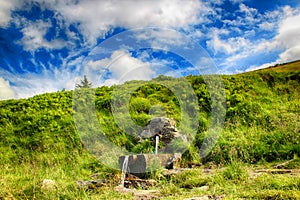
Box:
<box><xmin>140</xmin><ymin>117</ymin><xmax>186</xmax><ymax>147</ymax></box>
<box><xmin>119</xmin><ymin>153</ymin><xmax>181</xmax><ymax>178</ymax></box>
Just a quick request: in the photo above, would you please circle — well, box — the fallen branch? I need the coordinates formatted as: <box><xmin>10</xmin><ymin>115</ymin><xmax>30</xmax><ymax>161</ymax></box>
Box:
<box><xmin>273</xmin><ymin>159</ymin><xmax>295</xmax><ymax>169</ymax></box>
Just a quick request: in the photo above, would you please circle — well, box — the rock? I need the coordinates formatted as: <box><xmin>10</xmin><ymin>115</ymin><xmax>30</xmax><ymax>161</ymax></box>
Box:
<box><xmin>184</xmin><ymin>197</ymin><xmax>209</xmax><ymax>200</ymax></box>
<box><xmin>140</xmin><ymin>117</ymin><xmax>186</xmax><ymax>148</ymax></box>
<box><xmin>115</xmin><ymin>185</ymin><xmax>135</xmax><ymax>194</ymax></box>
<box><xmin>166</xmin><ymin>153</ymin><xmax>182</xmax><ymax>169</ymax></box>
<box><xmin>41</xmin><ymin>179</ymin><xmax>56</xmax><ymax>191</ymax></box>
<box><xmin>133</xmin><ymin>189</ymin><xmax>159</xmax><ymax>200</ymax></box>
<box><xmin>115</xmin><ymin>187</ymin><xmax>159</xmax><ymax>200</ymax></box>
<box><xmin>90</xmin><ymin>173</ymin><xmax>100</xmax><ymax>179</ymax></box>
<box><xmin>199</xmin><ymin>185</ymin><xmax>209</xmax><ymax>191</ymax></box>
<box><xmin>76</xmin><ymin>179</ymin><xmax>106</xmax><ymax>190</ymax></box>
<box><xmin>162</xmin><ymin>168</ymin><xmax>192</xmax><ymax>176</ymax></box>
<box><xmin>124</xmin><ymin>178</ymin><xmax>157</xmax><ymax>189</ymax></box>
<box><xmin>184</xmin><ymin>195</ymin><xmax>225</xmax><ymax>200</ymax></box>
<box><xmin>119</xmin><ymin>153</ymin><xmax>181</xmax><ymax>178</ymax></box>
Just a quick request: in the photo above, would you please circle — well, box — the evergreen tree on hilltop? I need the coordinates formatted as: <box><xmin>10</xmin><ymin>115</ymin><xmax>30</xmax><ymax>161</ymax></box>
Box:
<box><xmin>75</xmin><ymin>75</ymin><xmax>92</xmax><ymax>89</ymax></box>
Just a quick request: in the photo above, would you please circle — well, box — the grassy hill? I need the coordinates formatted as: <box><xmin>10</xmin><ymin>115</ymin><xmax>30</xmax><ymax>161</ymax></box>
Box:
<box><xmin>0</xmin><ymin>64</ymin><xmax>299</xmax><ymax>199</ymax></box>
<box><xmin>255</xmin><ymin>59</ymin><xmax>300</xmax><ymax>72</ymax></box>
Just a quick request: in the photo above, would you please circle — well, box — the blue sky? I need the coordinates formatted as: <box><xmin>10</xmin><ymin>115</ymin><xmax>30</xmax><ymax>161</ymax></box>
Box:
<box><xmin>0</xmin><ymin>0</ymin><xmax>300</xmax><ymax>99</ymax></box>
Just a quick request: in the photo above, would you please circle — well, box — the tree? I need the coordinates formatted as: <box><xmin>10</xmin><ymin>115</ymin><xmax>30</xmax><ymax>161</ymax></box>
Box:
<box><xmin>76</xmin><ymin>75</ymin><xmax>92</xmax><ymax>89</ymax></box>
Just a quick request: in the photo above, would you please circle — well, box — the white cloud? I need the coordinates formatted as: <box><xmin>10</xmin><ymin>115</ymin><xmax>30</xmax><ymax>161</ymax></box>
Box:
<box><xmin>207</xmin><ymin>34</ymin><xmax>250</xmax><ymax>55</ymax></box>
<box><xmin>238</xmin><ymin>3</ymin><xmax>260</xmax><ymax>27</ymax></box>
<box><xmin>259</xmin><ymin>22</ymin><xmax>275</xmax><ymax>31</ymax></box>
<box><xmin>134</xmin><ymin>28</ymin><xmax>187</xmax><ymax>50</ymax></box>
<box><xmin>223</xmin><ymin>3</ymin><xmax>260</xmax><ymax>28</ymax></box>
<box><xmin>0</xmin><ymin>0</ymin><xmax>22</xmax><ymax>27</ymax></box>
<box><xmin>0</xmin><ymin>1</ymin><xmax>14</xmax><ymax>27</ymax></box>
<box><xmin>239</xmin><ymin>3</ymin><xmax>258</xmax><ymax>16</ymax></box>
<box><xmin>0</xmin><ymin>77</ymin><xmax>16</xmax><ymax>100</ymax></box>
<box><xmin>40</xmin><ymin>0</ymin><xmax>210</xmax><ymax>44</ymax></box>
<box><xmin>278</xmin><ymin>46</ymin><xmax>300</xmax><ymax>62</ymax></box>
<box><xmin>250</xmin><ymin>7</ymin><xmax>300</xmax><ymax>70</ymax></box>
<box><xmin>275</xmin><ymin>12</ymin><xmax>300</xmax><ymax>62</ymax></box>
<box><xmin>83</xmin><ymin>49</ymin><xmax>153</xmax><ymax>86</ymax></box>
<box><xmin>246</xmin><ymin>61</ymin><xmax>278</xmax><ymax>72</ymax></box>
<box><xmin>20</xmin><ymin>20</ymin><xmax>66</xmax><ymax>52</ymax></box>
<box><xmin>209</xmin><ymin>5</ymin><xmax>300</xmax><ymax>72</ymax></box>
<box><xmin>0</xmin><ymin>63</ymin><xmax>83</xmax><ymax>99</ymax></box>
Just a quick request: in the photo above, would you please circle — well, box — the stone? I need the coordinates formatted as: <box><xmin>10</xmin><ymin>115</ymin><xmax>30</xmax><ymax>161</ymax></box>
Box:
<box><xmin>139</xmin><ymin>117</ymin><xmax>186</xmax><ymax>148</ymax></box>
<box><xmin>165</xmin><ymin>153</ymin><xmax>182</xmax><ymax>169</ymax></box>
<box><xmin>41</xmin><ymin>179</ymin><xmax>56</xmax><ymax>191</ymax></box>
<box><xmin>184</xmin><ymin>197</ymin><xmax>209</xmax><ymax>200</ymax></box>
<box><xmin>76</xmin><ymin>179</ymin><xmax>106</xmax><ymax>190</ymax></box>
<box><xmin>114</xmin><ymin>185</ymin><xmax>135</xmax><ymax>194</ymax></box>
<box><xmin>124</xmin><ymin>178</ymin><xmax>157</xmax><ymax>189</ymax></box>
<box><xmin>183</xmin><ymin>195</ymin><xmax>225</xmax><ymax>200</ymax></box>
<box><xmin>133</xmin><ymin>189</ymin><xmax>159</xmax><ymax>200</ymax></box>
<box><xmin>119</xmin><ymin>153</ymin><xmax>181</xmax><ymax>178</ymax></box>
<box><xmin>90</xmin><ymin>173</ymin><xmax>100</xmax><ymax>179</ymax></box>
<box><xmin>199</xmin><ymin>185</ymin><xmax>209</xmax><ymax>191</ymax></box>
<box><xmin>162</xmin><ymin>168</ymin><xmax>191</xmax><ymax>176</ymax></box>
<box><xmin>115</xmin><ymin>187</ymin><xmax>159</xmax><ymax>200</ymax></box>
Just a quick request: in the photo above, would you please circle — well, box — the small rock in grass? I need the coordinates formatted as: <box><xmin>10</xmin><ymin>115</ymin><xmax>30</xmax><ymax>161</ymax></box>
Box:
<box><xmin>77</xmin><ymin>179</ymin><xmax>106</xmax><ymax>190</ymax></box>
<box><xmin>41</xmin><ymin>179</ymin><xmax>56</xmax><ymax>190</ymax></box>
<box><xmin>184</xmin><ymin>195</ymin><xmax>225</xmax><ymax>200</ymax></box>
<box><xmin>199</xmin><ymin>185</ymin><xmax>209</xmax><ymax>191</ymax></box>
<box><xmin>183</xmin><ymin>196</ymin><xmax>209</xmax><ymax>200</ymax></box>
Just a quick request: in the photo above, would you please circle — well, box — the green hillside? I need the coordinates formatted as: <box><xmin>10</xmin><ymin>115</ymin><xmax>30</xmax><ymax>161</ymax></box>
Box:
<box><xmin>255</xmin><ymin>59</ymin><xmax>300</xmax><ymax>72</ymax></box>
<box><xmin>0</xmin><ymin>68</ymin><xmax>299</xmax><ymax>199</ymax></box>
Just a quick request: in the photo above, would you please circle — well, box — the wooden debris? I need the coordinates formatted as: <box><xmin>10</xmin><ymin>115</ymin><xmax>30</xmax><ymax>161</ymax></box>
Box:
<box><xmin>254</xmin><ymin>169</ymin><xmax>293</xmax><ymax>174</ymax></box>
<box><xmin>273</xmin><ymin>159</ymin><xmax>295</xmax><ymax>169</ymax></box>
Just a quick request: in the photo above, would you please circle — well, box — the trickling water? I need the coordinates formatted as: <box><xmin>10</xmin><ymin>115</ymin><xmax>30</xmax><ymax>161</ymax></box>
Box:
<box><xmin>121</xmin><ymin>155</ymin><xmax>129</xmax><ymax>188</ymax></box>
<box><xmin>155</xmin><ymin>135</ymin><xmax>159</xmax><ymax>154</ymax></box>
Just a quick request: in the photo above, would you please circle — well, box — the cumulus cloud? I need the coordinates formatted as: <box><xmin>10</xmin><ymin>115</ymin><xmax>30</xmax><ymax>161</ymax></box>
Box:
<box><xmin>247</xmin><ymin>7</ymin><xmax>300</xmax><ymax>71</ymax></box>
<box><xmin>0</xmin><ymin>77</ymin><xmax>16</xmax><ymax>100</ymax></box>
<box><xmin>0</xmin><ymin>0</ymin><xmax>22</xmax><ymax>27</ymax></box>
<box><xmin>276</xmin><ymin>11</ymin><xmax>300</xmax><ymax>62</ymax></box>
<box><xmin>39</xmin><ymin>0</ymin><xmax>210</xmax><ymax>44</ymax></box>
<box><xmin>206</xmin><ymin>27</ymin><xmax>250</xmax><ymax>55</ymax></box>
<box><xmin>84</xmin><ymin>49</ymin><xmax>153</xmax><ymax>86</ymax></box>
<box><xmin>134</xmin><ymin>28</ymin><xmax>187</xmax><ymax>50</ymax></box>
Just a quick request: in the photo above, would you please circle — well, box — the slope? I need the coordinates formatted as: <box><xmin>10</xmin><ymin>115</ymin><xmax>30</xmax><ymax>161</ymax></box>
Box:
<box><xmin>0</xmin><ymin>68</ymin><xmax>299</xmax><ymax>199</ymax></box>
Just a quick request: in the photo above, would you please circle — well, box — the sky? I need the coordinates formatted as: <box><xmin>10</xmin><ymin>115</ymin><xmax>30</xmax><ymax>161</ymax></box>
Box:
<box><xmin>0</xmin><ymin>0</ymin><xmax>300</xmax><ymax>100</ymax></box>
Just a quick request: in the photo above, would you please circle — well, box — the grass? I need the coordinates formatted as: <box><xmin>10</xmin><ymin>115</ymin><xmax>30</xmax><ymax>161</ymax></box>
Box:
<box><xmin>149</xmin><ymin>163</ymin><xmax>300</xmax><ymax>199</ymax></box>
<box><xmin>261</xmin><ymin>60</ymin><xmax>300</xmax><ymax>72</ymax></box>
<box><xmin>1</xmin><ymin>153</ymin><xmax>300</xmax><ymax>199</ymax></box>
